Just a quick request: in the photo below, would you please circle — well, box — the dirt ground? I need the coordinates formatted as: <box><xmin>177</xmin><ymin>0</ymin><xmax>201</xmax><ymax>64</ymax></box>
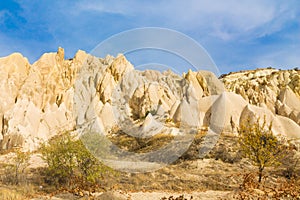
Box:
<box><xmin>0</xmin><ymin>135</ymin><xmax>299</xmax><ymax>200</ymax></box>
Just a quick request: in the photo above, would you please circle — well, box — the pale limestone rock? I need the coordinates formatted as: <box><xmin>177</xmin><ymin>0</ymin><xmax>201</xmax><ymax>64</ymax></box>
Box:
<box><xmin>1</xmin><ymin>134</ymin><xmax>24</xmax><ymax>150</ymax></box>
<box><xmin>290</xmin><ymin>111</ymin><xmax>300</xmax><ymax>125</ymax></box>
<box><xmin>277</xmin><ymin>104</ymin><xmax>292</xmax><ymax>117</ymax></box>
<box><xmin>222</xmin><ymin>68</ymin><xmax>300</xmax><ymax>126</ymax></box>
<box><xmin>107</xmin><ymin>54</ymin><xmax>134</xmax><ymax>82</ymax></box>
<box><xmin>0</xmin><ymin>52</ymin><xmax>30</xmax><ymax>74</ymax></box>
<box><xmin>141</xmin><ymin>113</ymin><xmax>164</xmax><ymax>137</ymax></box>
<box><xmin>169</xmin><ymin>100</ymin><xmax>181</xmax><ymax>119</ymax></box>
<box><xmin>129</xmin><ymin>82</ymin><xmax>176</xmax><ymax>119</ymax></box>
<box><xmin>193</xmin><ymin>92</ymin><xmax>247</xmax><ymax>134</ymax></box>
<box><xmin>119</xmin><ymin>70</ymin><xmax>146</xmax><ymax>98</ymax></box>
<box><xmin>2</xmin><ymin>99</ymin><xmax>42</xmax><ymax>151</ymax></box>
<box><xmin>240</xmin><ymin>104</ymin><xmax>283</xmax><ymax>136</ymax></box>
<box><xmin>276</xmin><ymin>115</ymin><xmax>300</xmax><ymax>138</ymax></box>
<box><xmin>99</xmin><ymin>102</ymin><xmax>116</xmax><ymax>131</ymax></box>
<box><xmin>289</xmin><ymin>72</ymin><xmax>300</xmax><ymax>96</ymax></box>
<box><xmin>1</xmin><ymin>50</ymin><xmax>299</xmax><ymax>151</ymax></box>
<box><xmin>0</xmin><ymin>53</ymin><xmax>30</xmax><ymax>113</ymax></box>
<box><xmin>173</xmin><ymin>98</ymin><xmax>201</xmax><ymax>127</ymax></box>
<box><xmin>154</xmin><ymin>103</ymin><xmax>163</xmax><ymax>116</ymax></box>
<box><xmin>20</xmin><ymin>47</ymin><xmax>78</xmax><ymax>110</ymax></box>
<box><xmin>0</xmin><ymin>48</ymin><xmax>80</xmax><ymax>151</ymax></box>
<box><xmin>185</xmin><ymin>70</ymin><xmax>204</xmax><ymax>100</ymax></box>
<box><xmin>198</xmin><ymin>70</ymin><xmax>225</xmax><ymax>95</ymax></box>
<box><xmin>278</xmin><ymin>87</ymin><xmax>300</xmax><ymax>112</ymax></box>
<box><xmin>214</xmin><ymin>92</ymin><xmax>248</xmax><ymax>133</ymax></box>
<box><xmin>90</xmin><ymin>117</ymin><xmax>105</xmax><ymax>135</ymax></box>
<box><xmin>74</xmin><ymin>49</ymin><xmax>89</xmax><ymax>65</ymax></box>
<box><xmin>0</xmin><ymin>114</ymin><xmax>3</xmax><ymax>140</ymax></box>
<box><xmin>73</xmin><ymin>76</ymin><xmax>95</xmax><ymax>126</ymax></box>
<box><xmin>143</xmin><ymin>69</ymin><xmax>163</xmax><ymax>82</ymax></box>
<box><xmin>99</xmin><ymin>73</ymin><xmax>117</xmax><ymax>103</ymax></box>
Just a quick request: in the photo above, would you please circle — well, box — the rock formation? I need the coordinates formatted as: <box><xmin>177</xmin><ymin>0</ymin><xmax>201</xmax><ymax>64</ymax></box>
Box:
<box><xmin>0</xmin><ymin>49</ymin><xmax>299</xmax><ymax>151</ymax></box>
<box><xmin>221</xmin><ymin>68</ymin><xmax>300</xmax><ymax>126</ymax></box>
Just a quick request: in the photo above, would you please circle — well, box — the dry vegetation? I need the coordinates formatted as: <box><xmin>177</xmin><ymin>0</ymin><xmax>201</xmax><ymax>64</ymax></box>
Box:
<box><xmin>108</xmin><ymin>129</ymin><xmax>175</xmax><ymax>153</ymax></box>
<box><xmin>0</xmin><ymin>128</ymin><xmax>299</xmax><ymax>199</ymax></box>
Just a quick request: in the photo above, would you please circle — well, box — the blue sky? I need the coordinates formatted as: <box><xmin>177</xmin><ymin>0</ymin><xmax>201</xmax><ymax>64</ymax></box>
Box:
<box><xmin>0</xmin><ymin>0</ymin><xmax>299</xmax><ymax>74</ymax></box>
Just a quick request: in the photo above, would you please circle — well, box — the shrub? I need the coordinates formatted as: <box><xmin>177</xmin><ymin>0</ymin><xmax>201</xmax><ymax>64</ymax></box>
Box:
<box><xmin>234</xmin><ymin>175</ymin><xmax>300</xmax><ymax>199</ymax></box>
<box><xmin>0</xmin><ymin>188</ymin><xmax>24</xmax><ymax>200</ymax></box>
<box><xmin>13</xmin><ymin>149</ymin><xmax>30</xmax><ymax>185</ymax></box>
<box><xmin>40</xmin><ymin>131</ymin><xmax>113</xmax><ymax>190</ymax></box>
<box><xmin>238</xmin><ymin>117</ymin><xmax>287</xmax><ymax>183</ymax></box>
<box><xmin>280</xmin><ymin>142</ymin><xmax>300</xmax><ymax>179</ymax></box>
<box><xmin>2</xmin><ymin>149</ymin><xmax>30</xmax><ymax>185</ymax></box>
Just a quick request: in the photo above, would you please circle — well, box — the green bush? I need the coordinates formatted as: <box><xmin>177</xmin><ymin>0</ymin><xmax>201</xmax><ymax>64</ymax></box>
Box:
<box><xmin>40</xmin><ymin>132</ymin><xmax>113</xmax><ymax>190</ymax></box>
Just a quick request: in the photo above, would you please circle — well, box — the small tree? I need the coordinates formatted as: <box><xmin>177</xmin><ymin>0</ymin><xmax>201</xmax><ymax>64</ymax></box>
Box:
<box><xmin>1</xmin><ymin>149</ymin><xmax>30</xmax><ymax>185</ymax></box>
<box><xmin>238</xmin><ymin>117</ymin><xmax>286</xmax><ymax>183</ymax></box>
<box><xmin>13</xmin><ymin>149</ymin><xmax>30</xmax><ymax>185</ymax></box>
<box><xmin>40</xmin><ymin>132</ymin><xmax>113</xmax><ymax>190</ymax></box>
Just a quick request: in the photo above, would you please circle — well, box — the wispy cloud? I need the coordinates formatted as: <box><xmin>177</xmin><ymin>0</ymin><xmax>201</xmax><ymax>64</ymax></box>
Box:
<box><xmin>72</xmin><ymin>0</ymin><xmax>298</xmax><ymax>41</ymax></box>
<box><xmin>73</xmin><ymin>1</ymin><xmax>132</xmax><ymax>15</ymax></box>
<box><xmin>254</xmin><ymin>46</ymin><xmax>300</xmax><ymax>69</ymax></box>
<box><xmin>0</xmin><ymin>0</ymin><xmax>299</xmax><ymax>72</ymax></box>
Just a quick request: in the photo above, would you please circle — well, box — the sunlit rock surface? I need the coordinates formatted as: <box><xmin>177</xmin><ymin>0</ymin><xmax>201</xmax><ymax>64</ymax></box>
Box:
<box><xmin>0</xmin><ymin>49</ymin><xmax>299</xmax><ymax>151</ymax></box>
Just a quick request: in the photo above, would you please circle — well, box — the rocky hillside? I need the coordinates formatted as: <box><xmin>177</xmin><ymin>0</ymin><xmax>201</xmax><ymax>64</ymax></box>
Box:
<box><xmin>0</xmin><ymin>48</ymin><xmax>299</xmax><ymax>152</ymax></box>
<box><xmin>221</xmin><ymin>68</ymin><xmax>300</xmax><ymax>125</ymax></box>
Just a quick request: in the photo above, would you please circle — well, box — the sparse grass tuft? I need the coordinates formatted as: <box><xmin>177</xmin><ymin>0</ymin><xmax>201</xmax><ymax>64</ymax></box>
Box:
<box><xmin>108</xmin><ymin>131</ymin><xmax>174</xmax><ymax>153</ymax></box>
<box><xmin>0</xmin><ymin>184</ymin><xmax>36</xmax><ymax>200</ymax></box>
<box><xmin>0</xmin><ymin>187</ymin><xmax>24</xmax><ymax>200</ymax></box>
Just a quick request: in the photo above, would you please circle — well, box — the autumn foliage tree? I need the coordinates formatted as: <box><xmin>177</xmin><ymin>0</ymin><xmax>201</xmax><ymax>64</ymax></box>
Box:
<box><xmin>238</xmin><ymin>117</ymin><xmax>287</xmax><ymax>183</ymax></box>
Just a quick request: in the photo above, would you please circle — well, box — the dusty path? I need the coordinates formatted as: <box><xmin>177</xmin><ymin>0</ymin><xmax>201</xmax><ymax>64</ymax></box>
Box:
<box><xmin>129</xmin><ymin>190</ymin><xmax>231</xmax><ymax>200</ymax></box>
<box><xmin>29</xmin><ymin>190</ymin><xmax>231</xmax><ymax>200</ymax></box>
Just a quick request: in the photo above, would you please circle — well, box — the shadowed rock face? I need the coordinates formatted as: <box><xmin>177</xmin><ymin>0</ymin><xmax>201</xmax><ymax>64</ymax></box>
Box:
<box><xmin>0</xmin><ymin>49</ymin><xmax>299</xmax><ymax>151</ymax></box>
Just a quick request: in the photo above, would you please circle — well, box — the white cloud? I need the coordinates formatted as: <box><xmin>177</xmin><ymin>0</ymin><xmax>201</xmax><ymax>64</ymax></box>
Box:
<box><xmin>254</xmin><ymin>48</ymin><xmax>300</xmax><ymax>69</ymax></box>
<box><xmin>72</xmin><ymin>1</ymin><xmax>135</xmax><ymax>15</ymax></box>
<box><xmin>2</xmin><ymin>0</ymin><xmax>299</xmax><ymax>71</ymax></box>
<box><xmin>72</xmin><ymin>0</ymin><xmax>298</xmax><ymax>41</ymax></box>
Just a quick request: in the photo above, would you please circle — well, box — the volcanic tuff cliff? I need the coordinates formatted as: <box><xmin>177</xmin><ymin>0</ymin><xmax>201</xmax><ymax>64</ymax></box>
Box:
<box><xmin>0</xmin><ymin>48</ymin><xmax>299</xmax><ymax>151</ymax></box>
<box><xmin>221</xmin><ymin>68</ymin><xmax>300</xmax><ymax>126</ymax></box>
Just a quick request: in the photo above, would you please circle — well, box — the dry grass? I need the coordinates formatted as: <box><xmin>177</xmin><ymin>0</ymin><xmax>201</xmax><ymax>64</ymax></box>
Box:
<box><xmin>0</xmin><ymin>133</ymin><xmax>299</xmax><ymax>199</ymax></box>
<box><xmin>107</xmin><ymin>158</ymin><xmax>248</xmax><ymax>193</ymax></box>
<box><xmin>233</xmin><ymin>175</ymin><xmax>300</xmax><ymax>199</ymax></box>
<box><xmin>0</xmin><ymin>184</ymin><xmax>36</xmax><ymax>200</ymax></box>
<box><xmin>108</xmin><ymin>131</ymin><xmax>175</xmax><ymax>153</ymax></box>
<box><xmin>0</xmin><ymin>187</ymin><xmax>24</xmax><ymax>200</ymax></box>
